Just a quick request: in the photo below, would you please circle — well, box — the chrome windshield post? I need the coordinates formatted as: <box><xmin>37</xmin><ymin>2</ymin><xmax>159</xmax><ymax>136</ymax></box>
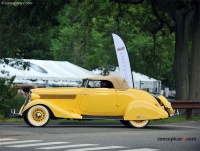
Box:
<box><xmin>83</xmin><ymin>79</ymin><xmax>89</xmax><ymax>94</ymax></box>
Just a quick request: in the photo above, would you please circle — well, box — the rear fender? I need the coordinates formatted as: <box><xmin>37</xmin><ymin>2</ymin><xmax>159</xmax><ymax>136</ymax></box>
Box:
<box><xmin>22</xmin><ymin>99</ymin><xmax>82</xmax><ymax>119</ymax></box>
<box><xmin>124</xmin><ymin>101</ymin><xmax>168</xmax><ymax>120</ymax></box>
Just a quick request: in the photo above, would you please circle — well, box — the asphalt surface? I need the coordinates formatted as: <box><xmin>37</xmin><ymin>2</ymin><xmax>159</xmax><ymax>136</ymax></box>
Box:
<box><xmin>0</xmin><ymin>120</ymin><xmax>200</xmax><ymax>151</ymax></box>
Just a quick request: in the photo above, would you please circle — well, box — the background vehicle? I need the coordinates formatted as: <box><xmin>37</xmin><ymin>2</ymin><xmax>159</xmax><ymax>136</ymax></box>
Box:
<box><xmin>12</xmin><ymin>76</ymin><xmax>174</xmax><ymax>128</ymax></box>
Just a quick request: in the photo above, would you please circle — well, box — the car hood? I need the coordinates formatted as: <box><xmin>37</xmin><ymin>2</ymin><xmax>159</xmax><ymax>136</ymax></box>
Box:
<box><xmin>31</xmin><ymin>87</ymin><xmax>83</xmax><ymax>95</ymax></box>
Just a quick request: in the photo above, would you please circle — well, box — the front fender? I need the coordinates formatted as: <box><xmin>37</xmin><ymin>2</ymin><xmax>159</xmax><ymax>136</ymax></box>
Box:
<box><xmin>21</xmin><ymin>99</ymin><xmax>82</xmax><ymax>119</ymax></box>
<box><xmin>124</xmin><ymin>101</ymin><xmax>168</xmax><ymax>120</ymax></box>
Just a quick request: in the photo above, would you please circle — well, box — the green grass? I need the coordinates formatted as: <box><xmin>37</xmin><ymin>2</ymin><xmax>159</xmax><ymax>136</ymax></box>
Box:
<box><xmin>0</xmin><ymin>118</ymin><xmax>24</xmax><ymax>122</ymax></box>
<box><xmin>1</xmin><ymin>116</ymin><xmax>200</xmax><ymax>124</ymax></box>
<box><xmin>149</xmin><ymin>116</ymin><xmax>200</xmax><ymax>125</ymax></box>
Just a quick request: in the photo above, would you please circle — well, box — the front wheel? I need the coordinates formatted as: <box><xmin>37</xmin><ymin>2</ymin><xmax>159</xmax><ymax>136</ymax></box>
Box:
<box><xmin>25</xmin><ymin>105</ymin><xmax>50</xmax><ymax>127</ymax></box>
<box><xmin>128</xmin><ymin>120</ymin><xmax>150</xmax><ymax>128</ymax></box>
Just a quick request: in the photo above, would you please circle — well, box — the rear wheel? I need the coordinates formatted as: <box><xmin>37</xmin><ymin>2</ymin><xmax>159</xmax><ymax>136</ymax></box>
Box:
<box><xmin>25</xmin><ymin>105</ymin><xmax>50</xmax><ymax>127</ymax></box>
<box><xmin>128</xmin><ymin>120</ymin><xmax>149</xmax><ymax>128</ymax></box>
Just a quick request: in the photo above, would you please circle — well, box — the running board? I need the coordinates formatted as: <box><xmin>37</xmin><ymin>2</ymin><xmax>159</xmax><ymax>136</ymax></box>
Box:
<box><xmin>82</xmin><ymin>115</ymin><xmax>123</xmax><ymax>120</ymax></box>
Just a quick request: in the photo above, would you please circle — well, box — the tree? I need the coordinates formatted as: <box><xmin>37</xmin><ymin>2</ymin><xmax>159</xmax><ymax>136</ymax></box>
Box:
<box><xmin>0</xmin><ymin>0</ymin><xmax>70</xmax><ymax>118</ymax></box>
<box><xmin>1</xmin><ymin>0</ymin><xmax>199</xmax><ymax>101</ymax></box>
<box><xmin>50</xmin><ymin>0</ymin><xmax>174</xmax><ymax>83</ymax></box>
<box><xmin>149</xmin><ymin>0</ymin><xmax>199</xmax><ymax>115</ymax></box>
<box><xmin>81</xmin><ymin>0</ymin><xmax>198</xmax><ymax>100</ymax></box>
<box><xmin>0</xmin><ymin>59</ymin><xmax>30</xmax><ymax>115</ymax></box>
<box><xmin>50</xmin><ymin>1</ymin><xmax>119</xmax><ymax>69</ymax></box>
<box><xmin>124</xmin><ymin>0</ymin><xmax>193</xmax><ymax>100</ymax></box>
<box><xmin>168</xmin><ymin>0</ymin><xmax>194</xmax><ymax>100</ymax></box>
<box><xmin>0</xmin><ymin>76</ymin><xmax>17</xmax><ymax>118</ymax></box>
<box><xmin>189</xmin><ymin>0</ymin><xmax>200</xmax><ymax>100</ymax></box>
<box><xmin>0</xmin><ymin>0</ymin><xmax>70</xmax><ymax>59</ymax></box>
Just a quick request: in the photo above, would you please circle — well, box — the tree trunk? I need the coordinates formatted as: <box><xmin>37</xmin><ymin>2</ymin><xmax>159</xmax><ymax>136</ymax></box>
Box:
<box><xmin>173</xmin><ymin>11</ymin><xmax>190</xmax><ymax>100</ymax></box>
<box><xmin>189</xmin><ymin>0</ymin><xmax>200</xmax><ymax>100</ymax></box>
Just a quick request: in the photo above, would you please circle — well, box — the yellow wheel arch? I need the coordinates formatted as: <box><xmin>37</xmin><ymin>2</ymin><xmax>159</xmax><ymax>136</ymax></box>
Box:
<box><xmin>22</xmin><ymin>99</ymin><xmax>82</xmax><ymax>119</ymax></box>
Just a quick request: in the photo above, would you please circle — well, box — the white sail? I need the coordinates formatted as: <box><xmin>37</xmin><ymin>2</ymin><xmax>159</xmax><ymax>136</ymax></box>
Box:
<box><xmin>112</xmin><ymin>33</ymin><xmax>134</xmax><ymax>88</ymax></box>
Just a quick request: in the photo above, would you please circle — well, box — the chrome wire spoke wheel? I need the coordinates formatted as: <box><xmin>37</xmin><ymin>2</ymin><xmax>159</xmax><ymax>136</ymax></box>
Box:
<box><xmin>26</xmin><ymin>105</ymin><xmax>50</xmax><ymax>127</ymax></box>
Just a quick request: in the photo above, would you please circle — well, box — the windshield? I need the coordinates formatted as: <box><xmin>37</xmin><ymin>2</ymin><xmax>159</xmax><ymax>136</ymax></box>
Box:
<box><xmin>81</xmin><ymin>79</ymin><xmax>113</xmax><ymax>88</ymax></box>
<box><xmin>81</xmin><ymin>79</ymin><xmax>87</xmax><ymax>87</ymax></box>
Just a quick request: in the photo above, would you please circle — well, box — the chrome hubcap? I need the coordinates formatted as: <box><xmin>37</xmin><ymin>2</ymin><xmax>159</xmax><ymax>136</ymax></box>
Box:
<box><xmin>35</xmin><ymin>112</ymin><xmax>42</xmax><ymax>118</ymax></box>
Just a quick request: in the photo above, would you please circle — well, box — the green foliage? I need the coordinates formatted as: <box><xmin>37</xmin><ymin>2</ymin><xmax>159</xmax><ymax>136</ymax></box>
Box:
<box><xmin>0</xmin><ymin>114</ymin><xmax>4</xmax><ymax>120</ymax></box>
<box><xmin>50</xmin><ymin>2</ymin><xmax>118</xmax><ymax>69</ymax></box>
<box><xmin>0</xmin><ymin>76</ymin><xmax>17</xmax><ymax>102</ymax></box>
<box><xmin>150</xmin><ymin>116</ymin><xmax>200</xmax><ymax>125</ymax></box>
<box><xmin>2</xmin><ymin>0</ymin><xmax>196</xmax><ymax>99</ymax></box>
<box><xmin>8</xmin><ymin>95</ymin><xmax>25</xmax><ymax>115</ymax></box>
<box><xmin>0</xmin><ymin>0</ymin><xmax>176</xmax><ymax>83</ymax></box>
<box><xmin>0</xmin><ymin>0</ymin><xmax>69</xmax><ymax>59</ymax></box>
<box><xmin>50</xmin><ymin>0</ymin><xmax>175</xmax><ymax>83</ymax></box>
<box><xmin>0</xmin><ymin>94</ymin><xmax>25</xmax><ymax>119</ymax></box>
<box><xmin>0</xmin><ymin>76</ymin><xmax>18</xmax><ymax>118</ymax></box>
<box><xmin>0</xmin><ymin>58</ymin><xmax>30</xmax><ymax>70</ymax></box>
<box><xmin>0</xmin><ymin>58</ymin><xmax>29</xmax><ymax>118</ymax></box>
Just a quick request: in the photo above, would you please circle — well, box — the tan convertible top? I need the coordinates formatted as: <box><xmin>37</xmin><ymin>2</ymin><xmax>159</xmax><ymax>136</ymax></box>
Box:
<box><xmin>84</xmin><ymin>76</ymin><xmax>129</xmax><ymax>91</ymax></box>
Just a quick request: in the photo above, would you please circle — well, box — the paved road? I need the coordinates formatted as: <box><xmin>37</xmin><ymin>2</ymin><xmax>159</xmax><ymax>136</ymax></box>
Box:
<box><xmin>0</xmin><ymin>121</ymin><xmax>200</xmax><ymax>151</ymax></box>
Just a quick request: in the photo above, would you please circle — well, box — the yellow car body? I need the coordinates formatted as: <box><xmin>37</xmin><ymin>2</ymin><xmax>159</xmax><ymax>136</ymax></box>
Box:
<box><xmin>14</xmin><ymin>76</ymin><xmax>174</xmax><ymax>128</ymax></box>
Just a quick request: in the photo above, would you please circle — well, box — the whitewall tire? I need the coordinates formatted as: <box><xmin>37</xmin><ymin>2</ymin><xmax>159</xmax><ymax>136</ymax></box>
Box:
<box><xmin>128</xmin><ymin>120</ymin><xmax>150</xmax><ymax>128</ymax></box>
<box><xmin>26</xmin><ymin>105</ymin><xmax>50</xmax><ymax>127</ymax></box>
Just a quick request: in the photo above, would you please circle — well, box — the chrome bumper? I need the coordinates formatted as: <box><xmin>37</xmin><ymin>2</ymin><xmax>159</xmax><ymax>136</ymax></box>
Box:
<box><xmin>10</xmin><ymin>109</ymin><xmax>22</xmax><ymax>118</ymax></box>
<box><xmin>10</xmin><ymin>92</ymin><xmax>31</xmax><ymax>118</ymax></box>
<box><xmin>170</xmin><ymin>109</ymin><xmax>179</xmax><ymax>117</ymax></box>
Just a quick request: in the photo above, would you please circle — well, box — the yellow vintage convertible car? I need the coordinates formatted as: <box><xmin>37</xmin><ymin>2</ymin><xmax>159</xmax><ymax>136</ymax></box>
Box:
<box><xmin>12</xmin><ymin>76</ymin><xmax>174</xmax><ymax>128</ymax></box>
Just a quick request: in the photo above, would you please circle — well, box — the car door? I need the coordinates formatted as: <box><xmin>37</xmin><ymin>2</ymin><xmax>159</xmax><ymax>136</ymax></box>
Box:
<box><xmin>79</xmin><ymin>87</ymin><xmax>118</xmax><ymax>115</ymax></box>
